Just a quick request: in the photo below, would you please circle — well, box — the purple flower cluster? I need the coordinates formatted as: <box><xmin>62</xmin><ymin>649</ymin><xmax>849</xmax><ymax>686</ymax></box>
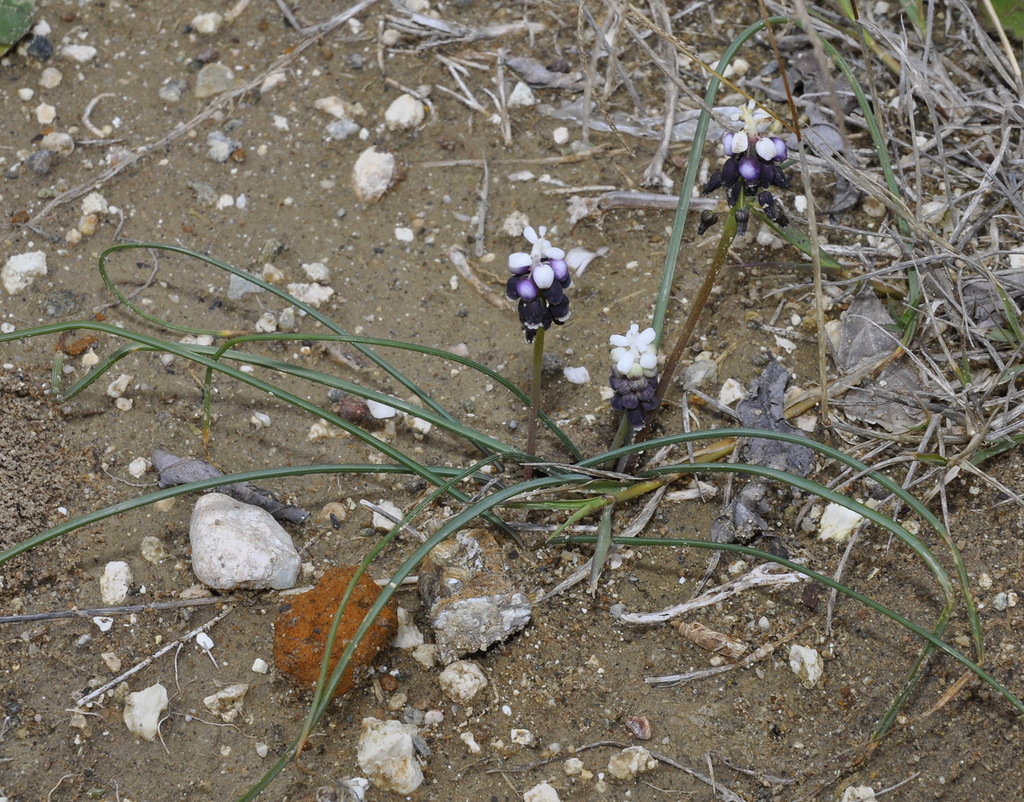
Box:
<box><xmin>700</xmin><ymin>103</ymin><xmax>791</xmax><ymax>236</ymax></box>
<box><xmin>506</xmin><ymin>226</ymin><xmax>572</xmax><ymax>342</ymax></box>
<box><xmin>608</xmin><ymin>325</ymin><xmax>660</xmax><ymax>431</ymax></box>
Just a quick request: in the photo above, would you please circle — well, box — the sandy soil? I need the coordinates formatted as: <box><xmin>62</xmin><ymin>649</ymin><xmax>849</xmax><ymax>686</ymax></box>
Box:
<box><xmin>1</xmin><ymin>1</ymin><xmax>1023</xmax><ymax>801</ymax></box>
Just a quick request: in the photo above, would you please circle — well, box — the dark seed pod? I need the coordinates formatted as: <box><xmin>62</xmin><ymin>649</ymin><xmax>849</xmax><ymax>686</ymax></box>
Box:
<box><xmin>697</xmin><ymin>209</ymin><xmax>719</xmax><ymax>235</ymax></box>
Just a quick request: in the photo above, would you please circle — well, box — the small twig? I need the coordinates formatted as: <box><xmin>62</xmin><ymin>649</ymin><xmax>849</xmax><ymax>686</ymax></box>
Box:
<box><xmin>359</xmin><ymin>499</ymin><xmax>423</xmax><ymax>540</ymax></box>
<box><xmin>646</xmin><ymin>617</ymin><xmax>816</xmax><ymax>687</ymax></box>
<box><xmin>447</xmin><ymin>247</ymin><xmax>505</xmax><ymax>307</ymax></box>
<box><xmin>474</xmin><ymin>160</ymin><xmax>490</xmax><ymax>257</ymax></box>
<box><xmin>0</xmin><ymin>596</ymin><xmax>223</xmax><ymax>625</ymax></box>
<box><xmin>620</xmin><ymin>562</ymin><xmax>806</xmax><ymax>625</ymax></box>
<box><xmin>76</xmin><ymin>606</ymin><xmax>233</xmax><ymax>708</ymax></box>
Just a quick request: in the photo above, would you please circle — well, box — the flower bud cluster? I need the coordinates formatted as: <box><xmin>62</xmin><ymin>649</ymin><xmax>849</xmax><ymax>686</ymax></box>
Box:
<box><xmin>608</xmin><ymin>325</ymin><xmax>660</xmax><ymax>431</ymax></box>
<box><xmin>506</xmin><ymin>225</ymin><xmax>572</xmax><ymax>343</ymax></box>
<box><xmin>701</xmin><ymin>101</ymin><xmax>791</xmax><ymax>235</ymax></box>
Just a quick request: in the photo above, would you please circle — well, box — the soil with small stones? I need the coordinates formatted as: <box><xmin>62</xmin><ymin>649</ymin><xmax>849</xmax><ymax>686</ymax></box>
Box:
<box><xmin>2</xmin><ymin>2</ymin><xmax>1023</xmax><ymax>801</ymax></box>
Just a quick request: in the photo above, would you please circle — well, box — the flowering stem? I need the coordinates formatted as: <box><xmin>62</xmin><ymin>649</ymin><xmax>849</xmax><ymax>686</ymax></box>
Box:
<box><xmin>637</xmin><ymin>209</ymin><xmax>738</xmax><ymax>446</ymax></box>
<box><xmin>524</xmin><ymin>326</ymin><xmax>545</xmax><ymax>481</ymax></box>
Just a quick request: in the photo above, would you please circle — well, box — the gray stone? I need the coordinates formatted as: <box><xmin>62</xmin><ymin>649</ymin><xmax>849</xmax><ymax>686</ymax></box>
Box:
<box><xmin>418</xmin><ymin>529</ymin><xmax>531</xmax><ymax>663</ymax></box>
<box><xmin>189</xmin><ymin>493</ymin><xmax>300</xmax><ymax>590</ymax></box>
<box><xmin>194</xmin><ymin>63</ymin><xmax>234</xmax><ymax>99</ymax></box>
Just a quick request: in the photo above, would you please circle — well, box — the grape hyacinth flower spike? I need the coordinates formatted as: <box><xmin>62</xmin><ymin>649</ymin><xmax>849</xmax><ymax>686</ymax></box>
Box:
<box><xmin>609</xmin><ymin>324</ymin><xmax>660</xmax><ymax>431</ymax></box>
<box><xmin>700</xmin><ymin>100</ymin><xmax>790</xmax><ymax>236</ymax></box>
<box><xmin>506</xmin><ymin>225</ymin><xmax>572</xmax><ymax>343</ymax></box>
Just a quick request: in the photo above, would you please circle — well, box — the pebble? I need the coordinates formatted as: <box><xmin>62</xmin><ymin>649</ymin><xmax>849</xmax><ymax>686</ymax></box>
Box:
<box><xmin>523</xmin><ymin>782</ymin><xmax>561</xmax><ymax>802</ymax></box>
<box><xmin>437</xmin><ymin>660</ymin><xmax>488</xmax><ymax>703</ymax></box>
<box><xmin>158</xmin><ymin>79</ymin><xmax>188</xmax><ymax>103</ymax></box>
<box><xmin>357</xmin><ymin>717</ymin><xmax>424</xmax><ymax>794</ymax></box>
<box><xmin>194</xmin><ymin>63</ymin><xmax>234</xmax><ymax>99</ymax></box>
<box><xmin>840</xmin><ymin>787</ymin><xmax>878</xmax><ymax>802</ymax></box>
<box><xmin>302</xmin><ymin>261</ymin><xmax>331</xmax><ymax>282</ymax></box>
<box><xmin>140</xmin><ymin>535</ymin><xmax>170</xmax><ymax>564</ymax></box>
<box><xmin>625</xmin><ymin>715</ymin><xmax>653</xmax><ymax>740</ymax></box>
<box><xmin>123</xmin><ymin>683</ymin><xmax>168</xmax><ymax>742</ymax></box>
<box><xmin>100</xmin><ymin>561</ymin><xmax>133</xmax><ymax>605</ymax></box>
<box><xmin>507</xmin><ymin>82</ymin><xmax>537</xmax><ymax>108</ymax></box>
<box><xmin>718</xmin><ymin>377</ymin><xmax>747</xmax><ymax>405</ymax></box>
<box><xmin>203</xmin><ymin>683</ymin><xmax>248</xmax><ymax>723</ymax></box>
<box><xmin>391</xmin><ymin>607</ymin><xmax>424</xmax><ymax>649</ymax></box>
<box><xmin>459</xmin><ymin>731</ymin><xmax>482</xmax><ymax>753</ymax></box>
<box><xmin>189</xmin><ymin>493</ymin><xmax>301</xmax><ymax>590</ymax></box>
<box><xmin>285</xmin><ymin>282</ymin><xmax>334</xmax><ymax>307</ymax></box>
<box><xmin>352</xmin><ymin>146</ymin><xmax>399</xmax><ymax>201</ymax></box>
<box><xmin>191</xmin><ymin>11</ymin><xmax>223</xmax><ymax>34</ymax></box>
<box><xmin>273</xmin><ymin>565</ymin><xmax>397</xmax><ymax>697</ymax></box>
<box><xmin>39</xmin><ymin>67</ymin><xmax>62</xmax><ymax>88</ymax></box>
<box><xmin>371</xmin><ymin>499</ymin><xmax>403</xmax><ymax>530</ymax></box>
<box><xmin>2</xmin><ymin>251</ymin><xmax>47</xmax><ymax>293</ymax></box>
<box><xmin>41</xmin><ymin>131</ymin><xmax>74</xmax><ymax>155</ymax></box>
<box><xmin>326</xmin><ymin>119</ymin><xmax>361</xmax><ymax>140</ymax></box>
<box><xmin>26</xmin><ymin>149</ymin><xmax>58</xmax><ymax>175</ymax></box>
<box><xmin>789</xmin><ymin>644</ymin><xmax>824</xmax><ymax>688</ymax></box>
<box><xmin>101</xmin><ymin>652</ymin><xmax>121</xmax><ymax>672</ymax></box>
<box><xmin>315</xmin><ymin>95</ymin><xmax>361</xmax><ymax>120</ymax></box>
<box><xmin>418</xmin><ymin>529</ymin><xmax>531</xmax><ymax>663</ymax></box>
<box><xmin>105</xmin><ymin>373</ymin><xmax>133</xmax><ymax>398</ymax></box>
<box><xmin>384</xmin><ymin>93</ymin><xmax>425</xmax><ymax>131</ymax></box>
<box><xmin>17</xmin><ymin>87</ymin><xmax>34</xmax><ymax>101</ymax></box>
<box><xmin>227</xmin><ymin>271</ymin><xmax>263</xmax><ymax>300</ymax></box>
<box><xmin>511</xmin><ymin>728</ymin><xmax>535</xmax><ymax>746</ymax></box>
<box><xmin>207</xmin><ymin>131</ymin><xmax>241</xmax><ymax>163</ymax></box>
<box><xmin>818</xmin><ymin>503</ymin><xmax>864</xmax><ymax>543</ymax></box>
<box><xmin>563</xmin><ymin>365</ymin><xmax>590</xmax><ymax>384</ymax></box>
<box><xmin>680</xmin><ymin>358</ymin><xmax>718</xmax><ymax>390</ymax></box>
<box><xmin>82</xmin><ymin>191</ymin><xmax>109</xmax><ymax>216</ymax></box>
<box><xmin>607</xmin><ymin>745</ymin><xmax>658</xmax><ymax>780</ymax></box>
<box><xmin>35</xmin><ymin>102</ymin><xmax>56</xmax><ymax>124</ymax></box>
<box><xmin>128</xmin><ymin>457</ymin><xmax>149</xmax><ymax>478</ymax></box>
<box><xmin>552</xmin><ymin>126</ymin><xmax>570</xmax><ymax>145</ymax></box>
<box><xmin>61</xmin><ymin>44</ymin><xmax>97</xmax><ymax>63</ymax></box>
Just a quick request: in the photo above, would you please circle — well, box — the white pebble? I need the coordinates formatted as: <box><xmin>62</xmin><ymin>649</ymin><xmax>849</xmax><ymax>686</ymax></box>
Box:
<box><xmin>35</xmin><ymin>103</ymin><xmax>56</xmax><ymax>125</ymax></box>
<box><xmin>718</xmin><ymin>377</ymin><xmax>746</xmax><ymax>405</ymax></box>
<box><xmin>552</xmin><ymin>126</ymin><xmax>570</xmax><ymax>145</ymax></box>
<box><xmin>189</xmin><ymin>493</ymin><xmax>301</xmax><ymax>590</ymax></box>
<box><xmin>251</xmin><ymin>657</ymin><xmax>270</xmax><ymax>674</ymax></box>
<box><xmin>2</xmin><ymin>251</ymin><xmax>48</xmax><ymax>294</ymax></box>
<box><xmin>115</xmin><ymin>397</ymin><xmax>134</xmax><ymax>412</ymax></box>
<box><xmin>250</xmin><ymin>411</ymin><xmax>272</xmax><ymax>428</ymax></box>
<box><xmin>123</xmin><ymin>683</ymin><xmax>168</xmax><ymax>742</ymax></box>
<box><xmin>255</xmin><ymin>742</ymin><xmax>269</xmax><ymax>758</ymax></box>
<box><xmin>506</xmin><ymin>82</ymin><xmax>537</xmax><ymax>108</ymax></box>
<box><xmin>437</xmin><ymin>660</ymin><xmax>488</xmax><ymax>703</ymax></box>
<box><xmin>41</xmin><ymin>131</ymin><xmax>74</xmax><ymax>156</ymax></box>
<box><xmin>523</xmin><ymin>782</ymin><xmax>561</xmax><ymax>802</ymax></box>
<box><xmin>459</xmin><ymin>731</ymin><xmax>481</xmax><ymax>753</ymax></box>
<box><xmin>39</xmin><ymin>67</ymin><xmax>63</xmax><ymax>88</ymax></box>
<box><xmin>62</xmin><ymin>44</ymin><xmax>98</xmax><ymax>63</ymax></box>
<box><xmin>17</xmin><ymin>87</ymin><xmax>34</xmax><ymax>101</ymax></box>
<box><xmin>82</xmin><ymin>192</ymin><xmax>109</xmax><ymax>216</ymax></box>
<box><xmin>357</xmin><ymin>717</ymin><xmax>424</xmax><ymax>794</ymax></box>
<box><xmin>100</xmin><ymin>561</ymin><xmax>133</xmax><ymax>605</ymax></box>
<box><xmin>106</xmin><ymin>373</ymin><xmax>133</xmax><ymax>398</ymax></box>
<box><xmin>371</xmin><ymin>500</ymin><xmax>403</xmax><ymax>531</ymax></box>
<box><xmin>384</xmin><ymin>94</ymin><xmax>425</xmax><ymax>131</ymax></box>
<box><xmin>190</xmin><ymin>11</ymin><xmax>223</xmax><ymax>34</ymax></box>
<box><xmin>302</xmin><ymin>261</ymin><xmax>331</xmax><ymax>282</ymax></box>
<box><xmin>127</xmin><ymin>457</ymin><xmax>150</xmax><ymax>478</ymax></box>
<box><xmin>394</xmin><ymin>226</ymin><xmax>414</xmax><ymax>243</ymax></box>
<box><xmin>563</xmin><ymin>365</ymin><xmax>590</xmax><ymax>384</ymax></box>
<box><xmin>366</xmin><ymin>399</ymin><xmax>397</xmax><ymax>419</ymax></box>
<box><xmin>511</xmin><ymin>728</ymin><xmax>535</xmax><ymax>746</ymax></box>
<box><xmin>789</xmin><ymin>644</ymin><xmax>824</xmax><ymax>688</ymax></box>
<box><xmin>92</xmin><ymin>616</ymin><xmax>114</xmax><ymax>632</ymax></box>
<box><xmin>818</xmin><ymin>503</ymin><xmax>864</xmax><ymax>543</ymax></box>
<box><xmin>217</xmin><ymin>194</ymin><xmax>235</xmax><ymax>209</ymax></box>
<box><xmin>391</xmin><ymin>607</ymin><xmax>425</xmax><ymax>649</ymax></box>
<box><xmin>607</xmin><ymin>746</ymin><xmax>658</xmax><ymax>780</ymax></box>
<box><xmin>285</xmin><ymin>282</ymin><xmax>334</xmax><ymax>307</ymax></box>
<box><xmin>352</xmin><ymin>146</ymin><xmax>398</xmax><ymax>201</ymax></box>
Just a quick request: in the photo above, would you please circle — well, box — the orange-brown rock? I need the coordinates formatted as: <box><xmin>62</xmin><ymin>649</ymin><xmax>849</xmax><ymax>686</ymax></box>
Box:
<box><xmin>274</xmin><ymin>565</ymin><xmax>397</xmax><ymax>697</ymax></box>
